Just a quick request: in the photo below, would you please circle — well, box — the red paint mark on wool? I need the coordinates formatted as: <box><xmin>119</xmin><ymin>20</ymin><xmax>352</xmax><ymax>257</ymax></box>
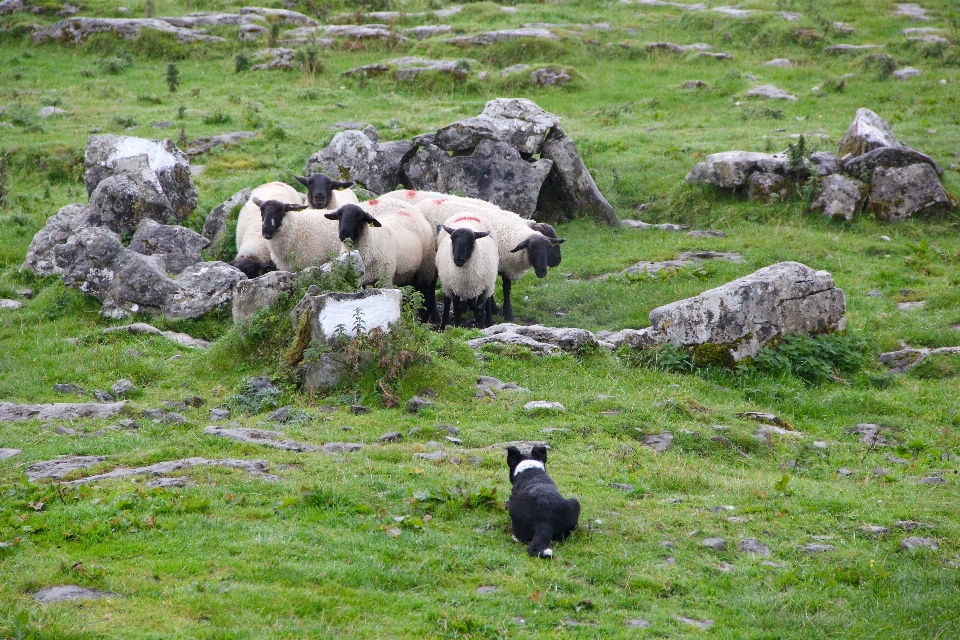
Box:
<box><xmin>368</xmin><ymin>199</ymin><xmax>379</xmax><ymax>205</ymax></box>
<box><xmin>405</xmin><ymin>190</ymin><xmax>418</xmax><ymax>198</ymax></box>
<box><xmin>432</xmin><ymin>198</ymin><xmax>448</xmax><ymax>205</ymax></box>
<box><xmin>398</xmin><ymin>209</ymin><xmax>416</xmax><ymax>217</ymax></box>
<box><xmin>450</xmin><ymin>215</ymin><xmax>482</xmax><ymax>224</ymax></box>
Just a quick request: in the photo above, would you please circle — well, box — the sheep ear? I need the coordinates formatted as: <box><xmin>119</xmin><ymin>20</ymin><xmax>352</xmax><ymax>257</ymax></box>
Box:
<box><xmin>441</xmin><ymin>225</ymin><xmax>455</xmax><ymax>235</ymax></box>
<box><xmin>251</xmin><ymin>197</ymin><xmax>263</xmax><ymax>207</ymax></box>
<box><xmin>473</xmin><ymin>231</ymin><xmax>490</xmax><ymax>240</ymax></box>
<box><xmin>294</xmin><ymin>175</ymin><xmax>308</xmax><ymax>186</ymax></box>
<box><xmin>550</xmin><ymin>238</ymin><xmax>566</xmax><ymax>245</ymax></box>
<box><xmin>332</xmin><ymin>180</ymin><xmax>354</xmax><ymax>189</ymax></box>
<box><xmin>285</xmin><ymin>203</ymin><xmax>309</xmax><ymax>212</ymax></box>
<box><xmin>531</xmin><ymin>445</ymin><xmax>548</xmax><ymax>463</ymax></box>
<box><xmin>324</xmin><ymin>211</ymin><xmax>341</xmax><ymax>220</ymax></box>
<box><xmin>363</xmin><ymin>213</ymin><xmax>383</xmax><ymax>228</ymax></box>
<box><xmin>509</xmin><ymin>238</ymin><xmax>531</xmax><ymax>253</ymax></box>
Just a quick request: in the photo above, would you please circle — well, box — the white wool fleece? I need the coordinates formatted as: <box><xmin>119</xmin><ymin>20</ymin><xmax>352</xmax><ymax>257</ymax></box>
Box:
<box><xmin>266</xmin><ymin>210</ymin><xmax>343</xmax><ymax>272</ymax></box>
<box><xmin>235</xmin><ymin>182</ymin><xmax>301</xmax><ymax>264</ymax></box>
<box><xmin>436</xmin><ymin>214</ymin><xmax>499</xmax><ymax>301</ymax></box>
<box><xmin>352</xmin><ymin>197</ymin><xmax>436</xmax><ymax>288</ymax></box>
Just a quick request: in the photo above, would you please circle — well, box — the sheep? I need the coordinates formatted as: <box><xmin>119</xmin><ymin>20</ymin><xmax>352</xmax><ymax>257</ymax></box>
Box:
<box><xmin>324</xmin><ymin>199</ymin><xmax>439</xmax><ymax>323</ymax></box>
<box><xmin>436</xmin><ymin>214</ymin><xmax>498</xmax><ymax>329</ymax></box>
<box><xmin>230</xmin><ymin>181</ymin><xmax>301</xmax><ymax>278</ymax></box>
<box><xmin>293</xmin><ymin>173</ymin><xmax>359</xmax><ymax>210</ymax></box>
<box><xmin>251</xmin><ymin>197</ymin><xmax>343</xmax><ymax>272</ymax></box>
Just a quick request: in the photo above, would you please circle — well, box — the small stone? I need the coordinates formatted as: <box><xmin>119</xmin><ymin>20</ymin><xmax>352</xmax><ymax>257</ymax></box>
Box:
<box><xmin>33</xmin><ymin>585</ymin><xmax>117</xmax><ymax>604</ymax></box>
<box><xmin>476</xmin><ymin>586</ymin><xmax>497</xmax><ymax>594</ymax></box>
<box><xmin>677</xmin><ymin>617</ymin><xmax>714</xmax><ymax>631</ymax></box>
<box><xmin>610</xmin><ymin>483</ymin><xmax>635</xmax><ymax>492</ymax></box>
<box><xmin>524</xmin><ymin>401</ymin><xmax>565</xmax><ymax>412</ymax></box>
<box><xmin>0</xmin><ymin>299</ymin><xmax>23</xmax><ymax>310</ymax></box>
<box><xmin>838</xmin><ymin>468</ymin><xmax>855</xmax><ymax>477</ymax></box>
<box><xmin>895</xmin><ymin>520</ymin><xmax>933</xmax><ymax>530</ymax></box>
<box><xmin>893</xmin><ymin>67</ymin><xmax>921</xmax><ymax>80</ymax></box>
<box><xmin>414</xmin><ymin>450</ymin><xmax>446</xmax><ymax>461</ymax></box>
<box><xmin>445</xmin><ymin>436</ymin><xmax>463</xmax><ymax>445</ymax></box>
<box><xmin>441</xmin><ymin>425</ymin><xmax>460</xmax><ymax>436</ymax></box>
<box><xmin>739</xmin><ymin>538</ymin><xmax>771</xmax><ymax>555</ymax></box>
<box><xmin>125</xmin><ymin>349</ymin><xmax>143</xmax><ymax>357</ymax></box>
<box><xmin>38</xmin><ymin>106</ymin><xmax>67</xmax><ymax>118</ymax></box>
<box><xmin>54</xmin><ymin>383</ymin><xmax>87</xmax><ymax>396</ymax></box>
<box><xmin>898</xmin><ymin>301</ymin><xmax>926</xmax><ymax>310</ymax></box>
<box><xmin>880</xmin><ymin>235</ymin><xmax>891</xmax><ymax>242</ymax></box>
<box><xmin>728</xmin><ymin>517</ymin><xmax>745</xmax><ymax>524</ymax></box>
<box><xmin>661</xmin><ymin>541</ymin><xmax>675</xmax><ymax>548</ymax></box>
<box><xmin>867</xmin><ymin>290</ymin><xmax>882</xmax><ymax>297</ymax></box>
<box><xmin>143</xmin><ymin>408</ymin><xmax>166</xmax><ymax>420</ymax></box>
<box><xmin>0</xmin><ymin>448</ymin><xmax>22</xmax><ymax>459</ymax></box>
<box><xmin>871</xmin><ymin>467</ymin><xmax>892</xmax><ymax>477</ymax></box>
<box><xmin>702</xmin><ymin>537</ymin><xmax>727</xmax><ymax>551</ymax></box>
<box><xmin>55</xmin><ymin>425</ymin><xmax>77</xmax><ymax>435</ymax></box>
<box><xmin>900</xmin><ymin>537</ymin><xmax>938</xmax><ymax>551</ymax></box>
<box><xmin>118</xmin><ymin>419</ymin><xmax>139</xmax><ymax>429</ymax></box>
<box><xmin>812</xmin><ymin>441</ymin><xmax>828</xmax><ymax>449</ymax></box>
<box><xmin>160</xmin><ymin>412</ymin><xmax>188</xmax><ymax>425</ymax></box>
<box><xmin>861</xmin><ymin>525</ymin><xmax>890</xmax><ymax>536</ymax></box>
<box><xmin>379</xmin><ymin>431</ymin><xmax>403</xmax><ymax>443</ymax></box>
<box><xmin>93</xmin><ymin>390</ymin><xmax>115</xmax><ymax>403</ymax></box>
<box><xmin>16</xmin><ymin>288</ymin><xmax>35</xmax><ymax>299</ymax></box>
<box><xmin>885</xmin><ymin>454</ymin><xmax>911</xmax><ymax>465</ymax></box>
<box><xmin>919</xmin><ymin>475</ymin><xmax>948</xmax><ymax>485</ymax></box>
<box><xmin>625</xmin><ymin>619</ymin><xmax>651</xmax><ymax>628</ymax></box>
<box><xmin>682</xmin><ymin>80</ymin><xmax>707</xmax><ymax>90</ymax></box>
<box><xmin>110</xmin><ymin>379</ymin><xmax>136</xmax><ymax>397</ymax></box>
<box><xmin>209</xmin><ymin>408</ymin><xmax>231</xmax><ymax>421</ymax></box>
<box><xmin>641</xmin><ymin>432</ymin><xmax>674</xmax><ymax>453</ymax></box>
<box><xmin>147</xmin><ymin>477</ymin><xmax>188</xmax><ymax>488</ymax></box>
<box><xmin>321</xmin><ymin>442</ymin><xmax>363</xmax><ymax>454</ymax></box>
<box><xmin>798</xmin><ymin>543</ymin><xmax>835</xmax><ymax>553</ymax></box>
<box><xmin>406</xmin><ymin>396</ymin><xmax>434</xmax><ymax>413</ymax></box>
<box><xmin>687</xmin><ymin>230</ymin><xmax>726</xmax><ymax>238</ymax></box>
<box><xmin>350</xmin><ymin>405</ymin><xmax>371</xmax><ymax>415</ymax></box>
<box><xmin>267</xmin><ymin>405</ymin><xmax>291</xmax><ymax>423</ymax></box>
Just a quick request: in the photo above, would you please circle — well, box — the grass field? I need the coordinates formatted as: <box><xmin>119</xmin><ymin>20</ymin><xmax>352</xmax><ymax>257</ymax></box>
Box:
<box><xmin>2</xmin><ymin>0</ymin><xmax>960</xmax><ymax>637</ymax></box>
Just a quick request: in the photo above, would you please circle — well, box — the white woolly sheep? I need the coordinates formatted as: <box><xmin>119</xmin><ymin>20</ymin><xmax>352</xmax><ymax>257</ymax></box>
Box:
<box><xmin>324</xmin><ymin>198</ymin><xmax>439</xmax><ymax>322</ymax></box>
<box><xmin>294</xmin><ymin>173</ymin><xmax>359</xmax><ymax>210</ymax></box>
<box><xmin>231</xmin><ymin>181</ymin><xmax>301</xmax><ymax>278</ymax></box>
<box><xmin>252</xmin><ymin>197</ymin><xmax>343</xmax><ymax>272</ymax></box>
<box><xmin>436</xmin><ymin>213</ymin><xmax>498</xmax><ymax>329</ymax></box>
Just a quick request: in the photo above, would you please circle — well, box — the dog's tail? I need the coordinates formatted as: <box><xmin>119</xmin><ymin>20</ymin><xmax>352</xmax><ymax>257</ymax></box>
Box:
<box><xmin>527</xmin><ymin>526</ymin><xmax>554</xmax><ymax>559</ymax></box>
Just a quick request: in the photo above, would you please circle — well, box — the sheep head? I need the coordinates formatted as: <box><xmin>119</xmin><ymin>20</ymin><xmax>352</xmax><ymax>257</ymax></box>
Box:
<box><xmin>510</xmin><ymin>234</ymin><xmax>565</xmax><ymax>278</ymax></box>
<box><xmin>325</xmin><ymin>204</ymin><xmax>381</xmax><ymax>245</ymax></box>
<box><xmin>528</xmin><ymin>222</ymin><xmax>563</xmax><ymax>268</ymax></box>
<box><xmin>252</xmin><ymin>197</ymin><xmax>308</xmax><ymax>240</ymax></box>
<box><xmin>442</xmin><ymin>225</ymin><xmax>490</xmax><ymax>267</ymax></box>
<box><xmin>295</xmin><ymin>173</ymin><xmax>355</xmax><ymax>209</ymax></box>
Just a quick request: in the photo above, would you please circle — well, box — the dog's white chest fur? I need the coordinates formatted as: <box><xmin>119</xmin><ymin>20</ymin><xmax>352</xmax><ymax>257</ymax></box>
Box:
<box><xmin>513</xmin><ymin>460</ymin><xmax>545</xmax><ymax>477</ymax></box>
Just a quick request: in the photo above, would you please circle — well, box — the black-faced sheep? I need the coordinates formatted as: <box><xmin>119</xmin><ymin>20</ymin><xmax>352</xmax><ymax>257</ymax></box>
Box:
<box><xmin>324</xmin><ymin>199</ymin><xmax>439</xmax><ymax>323</ymax></box>
<box><xmin>230</xmin><ymin>181</ymin><xmax>302</xmax><ymax>278</ymax></box>
<box><xmin>436</xmin><ymin>214</ymin><xmax>498</xmax><ymax>329</ymax></box>
<box><xmin>294</xmin><ymin>173</ymin><xmax>359</xmax><ymax>210</ymax></box>
<box><xmin>251</xmin><ymin>197</ymin><xmax>343</xmax><ymax>272</ymax></box>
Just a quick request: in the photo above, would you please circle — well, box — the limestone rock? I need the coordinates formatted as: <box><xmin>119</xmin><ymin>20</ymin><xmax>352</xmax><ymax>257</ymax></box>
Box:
<box><xmin>110</xmin><ymin>379</ymin><xmax>136</xmax><ymax>397</ymax></box>
<box><xmin>868</xmin><ymin>164</ymin><xmax>951</xmax><ymax>221</ymax></box>
<box><xmin>444</xmin><ymin>28</ymin><xmax>558</xmax><ymax>46</ymax></box>
<box><xmin>747</xmin><ymin>171</ymin><xmax>793</xmax><ymax>202</ymax></box>
<box><xmin>62</xmin><ymin>457</ymin><xmax>278</xmax><ymax>484</ymax></box>
<box><xmin>204</xmin><ymin>426</ymin><xmax>320</xmax><ymax>452</ymax></box>
<box><xmin>233</xmin><ymin>270</ymin><xmax>296</xmax><ymax>324</ymax></box>
<box><xmin>686</xmin><ymin>151</ymin><xmax>803</xmax><ymax>189</ymax></box>
<box><xmin>34</xmin><ymin>585</ymin><xmax>118</xmax><ymax>604</ymax></box>
<box><xmin>184</xmin><ymin>131</ymin><xmax>257</xmax><ymax>157</ymax></box>
<box><xmin>739</xmin><ymin>538</ymin><xmax>771</xmax><ymax>555</ymax></box>
<box><xmin>472</xmin><ymin>323</ymin><xmax>599</xmax><ymax>352</ymax></box>
<box><xmin>26</xmin><ymin>456</ymin><xmax>107</xmax><ymax>481</ymax></box>
<box><xmin>530</xmin><ymin>67</ymin><xmax>571</xmax><ymax>87</ymax></box>
<box><xmin>524</xmin><ymin>400</ymin><xmax>565</xmax><ymax>412</ymax></box>
<box><xmin>344</xmin><ymin>57</ymin><xmax>470</xmax><ymax>81</ymax></box>
<box><xmin>406</xmin><ymin>396</ymin><xmax>434</xmax><ymax>413</ymax></box>
<box><xmin>641</xmin><ymin>432</ymin><xmax>674</xmax><ymax>453</ymax></box>
<box><xmin>306</xmin><ymin>127</ymin><xmax>414</xmax><ymax>194</ymax></box>
<box><xmin>292</xmin><ymin>287</ymin><xmax>402</xmax><ymax>349</ymax></box>
<box><xmin>537</xmin><ymin>125</ymin><xmax>619</xmax><ymax>225</ymax></box>
<box><xmin>900</xmin><ymin>537</ymin><xmax>938</xmax><ymax>550</ymax></box>
<box><xmin>32</xmin><ymin>17</ymin><xmax>226</xmax><ymax>44</ymax></box>
<box><xmin>103</xmin><ymin>322</ymin><xmax>210</xmax><ymax>349</ymax></box>
<box><xmin>701</xmin><ymin>537</ymin><xmax>727</xmax><ymax>550</ymax></box>
<box><xmin>798</xmin><ymin>543</ymin><xmax>835</xmax><ymax>553</ymax></box>
<box><xmin>128</xmin><ymin>218</ymin><xmax>209</xmax><ymax>275</ymax></box>
<box><xmin>1</xmin><ymin>402</ymin><xmax>126</xmax><ymax>423</ymax></box>
<box><xmin>812</xmin><ymin>174</ymin><xmax>867</xmax><ymax>220</ymax></box>
<box><xmin>843</xmin><ymin>145</ymin><xmax>942</xmax><ymax>178</ymax></box>
<box><xmin>237</xmin><ymin>6</ymin><xmax>316</xmax><ymax>26</ymax></box>
<box><xmin>432</xmin><ymin>97</ymin><xmax>560</xmax><ymax>156</ymax></box>
<box><xmin>893</xmin><ymin>3</ymin><xmax>930</xmax><ymax>21</ymax></box>
<box><xmin>762</xmin><ymin>58</ymin><xmax>792</xmax><ymax>67</ymax></box>
<box><xmin>746</xmin><ymin>85</ymin><xmax>797</xmax><ymax>100</ymax></box>
<box><xmin>645</xmin><ymin>41</ymin><xmax>713</xmax><ymax>53</ymax></box>
<box><xmin>404</xmin><ymin>140</ymin><xmax>552</xmax><ymax>217</ymax></box>
<box><xmin>824</xmin><ymin>44</ymin><xmax>883</xmax><ymax>54</ymax></box>
<box><xmin>647</xmin><ymin>262</ymin><xmax>846</xmax><ymax>361</ymax></box>
<box><xmin>250</xmin><ymin>48</ymin><xmax>295</xmax><ymax>71</ymax></box>
<box><xmin>299</xmin><ymin>352</ymin><xmax>363</xmax><ymax>393</ymax></box>
<box><xmin>400</xmin><ymin>25</ymin><xmax>453</xmax><ymax>40</ymax></box>
<box><xmin>24</xmin><ymin>204</ymin><xmax>93</xmax><ymax>276</ymax></box>
<box><xmin>894</xmin><ymin>67</ymin><xmax>921</xmax><ymax>80</ymax></box>
<box><xmin>322</xmin><ymin>442</ymin><xmax>363</xmax><ymax>455</ymax></box>
<box><xmin>0</xmin><ymin>448</ymin><xmax>21</xmax><ymax>459</ymax></box>
<box><xmin>810</xmin><ymin>151</ymin><xmax>841</xmax><ymax>176</ymax></box>
<box><xmin>162</xmin><ymin>261</ymin><xmax>246</xmax><ymax>319</ymax></box>
<box><xmin>202</xmin><ymin>187</ymin><xmax>251</xmax><ymax>249</ymax></box>
<box><xmin>838</xmin><ymin>108</ymin><xmax>901</xmax><ymax>158</ymax></box>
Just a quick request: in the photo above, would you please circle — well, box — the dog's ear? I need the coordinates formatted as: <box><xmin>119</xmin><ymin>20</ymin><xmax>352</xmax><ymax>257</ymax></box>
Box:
<box><xmin>531</xmin><ymin>445</ymin><xmax>548</xmax><ymax>463</ymax></box>
<box><xmin>506</xmin><ymin>446</ymin><xmax>524</xmax><ymax>468</ymax></box>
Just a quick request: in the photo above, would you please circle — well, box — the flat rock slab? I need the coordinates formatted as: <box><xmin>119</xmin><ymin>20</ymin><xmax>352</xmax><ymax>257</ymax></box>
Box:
<box><xmin>739</xmin><ymin>538</ymin><xmax>771</xmax><ymax>555</ymax></box>
<box><xmin>488</xmin><ymin>441</ymin><xmax>550</xmax><ymax>455</ymax></box>
<box><xmin>702</xmin><ymin>537</ymin><xmax>727</xmax><ymax>550</ymax></box>
<box><xmin>62</xmin><ymin>457</ymin><xmax>277</xmax><ymax>485</ymax></box>
<box><xmin>103</xmin><ymin>322</ymin><xmax>210</xmax><ymax>349</ymax></box>
<box><xmin>620</xmin><ymin>219</ymin><xmax>689</xmax><ymax>231</ymax></box>
<box><xmin>524</xmin><ymin>401</ymin><xmax>565</xmax><ymax>412</ymax></box>
<box><xmin>798</xmin><ymin>543</ymin><xmax>835</xmax><ymax>553</ymax></box>
<box><xmin>34</xmin><ymin>585</ymin><xmax>118</xmax><ymax>604</ymax></box>
<box><xmin>147</xmin><ymin>477</ymin><xmax>189</xmax><ymax>488</ymax></box>
<box><xmin>677</xmin><ymin>617</ymin><xmax>714</xmax><ymax>631</ymax></box>
<box><xmin>470</xmin><ymin>323</ymin><xmax>599</xmax><ymax>353</ymax></box>
<box><xmin>444</xmin><ymin>28</ymin><xmax>558</xmax><ymax>46</ymax></box>
<box><xmin>686</xmin><ymin>151</ymin><xmax>800</xmax><ymax>189</ymax></box>
<box><xmin>321</xmin><ymin>442</ymin><xmax>363</xmax><ymax>455</ymax></box>
<box><xmin>27</xmin><ymin>456</ymin><xmax>107</xmax><ymax>481</ymax></box>
<box><xmin>746</xmin><ymin>85</ymin><xmax>797</xmax><ymax>100</ymax></box>
<box><xmin>878</xmin><ymin>346</ymin><xmax>960</xmax><ymax>373</ymax></box>
<box><xmin>0</xmin><ymin>401</ymin><xmax>127</xmax><ymax>422</ymax></box>
<box><xmin>642</xmin><ymin>432</ymin><xmax>674</xmax><ymax>453</ymax></box>
<box><xmin>292</xmin><ymin>288</ymin><xmax>402</xmax><ymax>347</ymax></box>
<box><xmin>0</xmin><ymin>448</ymin><xmax>22</xmax><ymax>459</ymax></box>
<box><xmin>204</xmin><ymin>426</ymin><xmax>320</xmax><ymax>452</ymax></box>
<box><xmin>900</xmin><ymin>537</ymin><xmax>938</xmax><ymax>550</ymax></box>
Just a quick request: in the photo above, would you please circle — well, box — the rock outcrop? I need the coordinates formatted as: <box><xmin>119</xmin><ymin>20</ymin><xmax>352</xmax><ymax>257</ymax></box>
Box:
<box><xmin>305</xmin><ymin>126</ymin><xmax>414</xmax><ymax>194</ymax></box>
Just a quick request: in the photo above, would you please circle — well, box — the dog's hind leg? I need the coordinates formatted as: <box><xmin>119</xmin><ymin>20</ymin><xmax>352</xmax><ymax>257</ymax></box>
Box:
<box><xmin>527</xmin><ymin>527</ymin><xmax>554</xmax><ymax>559</ymax></box>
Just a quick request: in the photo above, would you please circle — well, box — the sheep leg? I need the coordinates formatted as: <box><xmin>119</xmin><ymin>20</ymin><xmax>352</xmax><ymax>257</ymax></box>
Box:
<box><xmin>452</xmin><ymin>295</ymin><xmax>462</xmax><ymax>327</ymax></box>
<box><xmin>501</xmin><ymin>278</ymin><xmax>514</xmax><ymax>322</ymax></box>
<box><xmin>440</xmin><ymin>295</ymin><xmax>452</xmax><ymax>330</ymax></box>
<box><xmin>473</xmin><ymin>295</ymin><xmax>487</xmax><ymax>329</ymax></box>
<box><xmin>424</xmin><ymin>275</ymin><xmax>440</xmax><ymax>325</ymax></box>
<box><xmin>484</xmin><ymin>296</ymin><xmax>494</xmax><ymax>328</ymax></box>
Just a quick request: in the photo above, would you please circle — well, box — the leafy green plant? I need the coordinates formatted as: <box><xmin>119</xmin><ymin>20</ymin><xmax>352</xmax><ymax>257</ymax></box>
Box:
<box><xmin>234</xmin><ymin>51</ymin><xmax>251</xmax><ymax>73</ymax></box>
<box><xmin>165</xmin><ymin>63</ymin><xmax>181</xmax><ymax>93</ymax></box>
<box><xmin>203</xmin><ymin>109</ymin><xmax>232</xmax><ymax>125</ymax></box>
<box><xmin>746</xmin><ymin>332</ymin><xmax>870</xmax><ymax>384</ymax></box>
<box><xmin>229</xmin><ymin>378</ymin><xmax>282</xmax><ymax>415</ymax></box>
<box><xmin>631</xmin><ymin>342</ymin><xmax>694</xmax><ymax>374</ymax></box>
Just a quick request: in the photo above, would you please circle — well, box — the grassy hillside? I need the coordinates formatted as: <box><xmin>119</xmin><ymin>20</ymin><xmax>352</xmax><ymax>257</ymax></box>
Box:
<box><xmin>2</xmin><ymin>0</ymin><xmax>960</xmax><ymax>637</ymax></box>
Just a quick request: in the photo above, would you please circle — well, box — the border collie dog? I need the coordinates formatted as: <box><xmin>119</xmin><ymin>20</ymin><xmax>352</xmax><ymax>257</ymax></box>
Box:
<box><xmin>506</xmin><ymin>445</ymin><xmax>581</xmax><ymax>558</ymax></box>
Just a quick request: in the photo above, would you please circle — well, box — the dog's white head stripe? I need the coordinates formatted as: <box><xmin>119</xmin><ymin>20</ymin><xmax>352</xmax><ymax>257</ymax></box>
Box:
<box><xmin>513</xmin><ymin>460</ymin><xmax>545</xmax><ymax>476</ymax></box>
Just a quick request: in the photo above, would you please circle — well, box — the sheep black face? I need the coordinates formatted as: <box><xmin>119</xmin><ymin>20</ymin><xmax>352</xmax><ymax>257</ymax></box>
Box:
<box><xmin>324</xmin><ymin>204</ymin><xmax>382</xmax><ymax>245</ymax></box>
<box><xmin>253</xmin><ymin>197</ymin><xmax>307</xmax><ymax>240</ymax></box>
<box><xmin>510</xmin><ymin>234</ymin><xmax>565</xmax><ymax>278</ymax></box>
<box><xmin>529</xmin><ymin>222</ymin><xmax>563</xmax><ymax>268</ymax></box>
<box><xmin>295</xmin><ymin>173</ymin><xmax>355</xmax><ymax>209</ymax></box>
<box><xmin>442</xmin><ymin>225</ymin><xmax>490</xmax><ymax>267</ymax></box>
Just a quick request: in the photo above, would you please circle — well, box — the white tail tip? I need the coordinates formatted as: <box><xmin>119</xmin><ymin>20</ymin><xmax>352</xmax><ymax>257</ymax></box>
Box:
<box><xmin>542</xmin><ymin>548</ymin><xmax>553</xmax><ymax>557</ymax></box>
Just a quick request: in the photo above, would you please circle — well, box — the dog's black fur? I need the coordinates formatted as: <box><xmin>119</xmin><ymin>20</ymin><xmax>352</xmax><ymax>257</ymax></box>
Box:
<box><xmin>506</xmin><ymin>445</ymin><xmax>580</xmax><ymax>558</ymax></box>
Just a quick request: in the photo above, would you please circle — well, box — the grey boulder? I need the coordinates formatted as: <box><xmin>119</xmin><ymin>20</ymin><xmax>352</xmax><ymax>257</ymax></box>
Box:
<box><xmin>202</xmin><ymin>187</ymin><xmax>251</xmax><ymax>250</ymax></box>
<box><xmin>747</xmin><ymin>172</ymin><xmax>794</xmax><ymax>203</ymax></box>
<box><xmin>32</xmin><ymin>17</ymin><xmax>226</xmax><ymax>44</ymax></box>
<box><xmin>812</xmin><ymin>174</ymin><xmax>867</xmax><ymax>221</ymax></box>
<box><xmin>432</xmin><ymin>98</ymin><xmax>560</xmax><ymax>155</ymax></box>
<box><xmin>809</xmin><ymin>151</ymin><xmax>841</xmax><ymax>176</ymax></box>
<box><xmin>305</xmin><ymin>126</ymin><xmax>413</xmax><ymax>194</ymax></box>
<box><xmin>24</xmin><ymin>203</ymin><xmax>94</xmax><ymax>276</ymax></box>
<box><xmin>838</xmin><ymin>108</ymin><xmax>901</xmax><ymax>157</ymax></box>
<box><xmin>128</xmin><ymin>218</ymin><xmax>210</xmax><ymax>275</ymax></box>
<box><xmin>537</xmin><ymin>126</ymin><xmax>619</xmax><ymax>225</ymax></box>
<box><xmin>867</xmin><ymin>164</ymin><xmax>951</xmax><ymax>221</ymax></box>
<box><xmin>648</xmin><ymin>262</ymin><xmax>846</xmax><ymax>361</ymax></box>
<box><xmin>34</xmin><ymin>585</ymin><xmax>118</xmax><ymax>604</ymax></box>
<box><xmin>686</xmin><ymin>151</ymin><xmax>806</xmax><ymax>189</ymax></box>
<box><xmin>843</xmin><ymin>145</ymin><xmax>942</xmax><ymax>178</ymax></box>
<box><xmin>404</xmin><ymin>140</ymin><xmax>553</xmax><ymax>217</ymax></box>
<box><xmin>1</xmin><ymin>401</ymin><xmax>127</xmax><ymax>423</ymax></box>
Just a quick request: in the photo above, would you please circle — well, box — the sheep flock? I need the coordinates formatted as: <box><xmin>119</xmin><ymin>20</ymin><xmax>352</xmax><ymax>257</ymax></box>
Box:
<box><xmin>232</xmin><ymin>176</ymin><xmax>566</xmax><ymax>328</ymax></box>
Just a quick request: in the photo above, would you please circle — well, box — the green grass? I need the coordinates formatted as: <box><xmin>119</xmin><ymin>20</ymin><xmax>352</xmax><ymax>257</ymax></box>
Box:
<box><xmin>2</xmin><ymin>0</ymin><xmax>960</xmax><ymax>637</ymax></box>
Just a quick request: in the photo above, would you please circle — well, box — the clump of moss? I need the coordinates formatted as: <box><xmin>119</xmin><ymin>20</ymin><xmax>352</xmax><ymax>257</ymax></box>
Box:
<box><xmin>691</xmin><ymin>342</ymin><xmax>735</xmax><ymax>367</ymax></box>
